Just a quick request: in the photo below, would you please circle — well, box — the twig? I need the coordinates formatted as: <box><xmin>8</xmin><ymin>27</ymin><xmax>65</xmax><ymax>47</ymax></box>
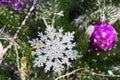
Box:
<box><xmin>42</xmin><ymin>14</ymin><xmax>49</xmax><ymax>27</ymax></box>
<box><xmin>55</xmin><ymin>68</ymin><xmax>84</xmax><ymax>80</ymax></box>
<box><xmin>0</xmin><ymin>0</ymin><xmax>38</xmax><ymax>79</ymax></box>
<box><xmin>14</xmin><ymin>43</ymin><xmax>20</xmax><ymax>72</ymax></box>
<box><xmin>55</xmin><ymin>67</ymin><xmax>120</xmax><ymax>80</ymax></box>
<box><xmin>20</xmin><ymin>56</ymin><xmax>28</xmax><ymax>80</ymax></box>
<box><xmin>13</xmin><ymin>0</ymin><xmax>38</xmax><ymax>40</ymax></box>
<box><xmin>92</xmin><ymin>72</ymin><xmax>120</xmax><ymax>78</ymax></box>
<box><xmin>51</xmin><ymin>13</ymin><xmax>55</xmax><ymax>28</ymax></box>
<box><xmin>5</xmin><ymin>0</ymin><xmax>38</xmax><ymax>52</ymax></box>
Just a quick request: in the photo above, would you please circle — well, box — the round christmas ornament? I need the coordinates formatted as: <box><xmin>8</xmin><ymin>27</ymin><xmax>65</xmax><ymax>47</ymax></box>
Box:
<box><xmin>87</xmin><ymin>19</ymin><xmax>117</xmax><ymax>51</ymax></box>
<box><xmin>0</xmin><ymin>0</ymin><xmax>32</xmax><ymax>11</ymax></box>
<box><xmin>0</xmin><ymin>0</ymin><xmax>11</xmax><ymax>5</ymax></box>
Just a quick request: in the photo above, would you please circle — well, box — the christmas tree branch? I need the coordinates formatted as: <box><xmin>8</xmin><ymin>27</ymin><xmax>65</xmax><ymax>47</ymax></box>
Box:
<box><xmin>4</xmin><ymin>0</ymin><xmax>38</xmax><ymax>53</ymax></box>
<box><xmin>42</xmin><ymin>14</ymin><xmax>49</xmax><ymax>28</ymax></box>
<box><xmin>13</xmin><ymin>1</ymin><xmax>37</xmax><ymax>80</ymax></box>
<box><xmin>55</xmin><ymin>67</ymin><xmax>120</xmax><ymax>80</ymax></box>
<box><xmin>51</xmin><ymin>14</ymin><xmax>55</xmax><ymax>28</ymax></box>
<box><xmin>0</xmin><ymin>0</ymin><xmax>38</xmax><ymax>79</ymax></box>
<box><xmin>20</xmin><ymin>55</ymin><xmax>28</xmax><ymax>80</ymax></box>
<box><xmin>92</xmin><ymin>72</ymin><xmax>120</xmax><ymax>78</ymax></box>
<box><xmin>13</xmin><ymin>0</ymin><xmax>38</xmax><ymax>40</ymax></box>
<box><xmin>55</xmin><ymin>68</ymin><xmax>84</xmax><ymax>80</ymax></box>
<box><xmin>14</xmin><ymin>43</ymin><xmax>20</xmax><ymax>72</ymax></box>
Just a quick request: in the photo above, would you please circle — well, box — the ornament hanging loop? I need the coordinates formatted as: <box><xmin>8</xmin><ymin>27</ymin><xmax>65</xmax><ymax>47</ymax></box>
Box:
<box><xmin>98</xmin><ymin>0</ymin><xmax>106</xmax><ymax>22</ymax></box>
<box><xmin>100</xmin><ymin>14</ymin><xmax>105</xmax><ymax>22</ymax></box>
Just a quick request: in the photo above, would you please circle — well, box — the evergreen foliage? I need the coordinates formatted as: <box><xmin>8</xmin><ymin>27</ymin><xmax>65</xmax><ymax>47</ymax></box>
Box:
<box><xmin>0</xmin><ymin>0</ymin><xmax>120</xmax><ymax>80</ymax></box>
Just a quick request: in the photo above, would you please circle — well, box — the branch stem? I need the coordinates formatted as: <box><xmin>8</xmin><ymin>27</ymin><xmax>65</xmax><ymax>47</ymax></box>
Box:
<box><xmin>55</xmin><ymin>68</ymin><xmax>83</xmax><ymax>80</ymax></box>
<box><xmin>6</xmin><ymin>0</ymin><xmax>38</xmax><ymax>51</ymax></box>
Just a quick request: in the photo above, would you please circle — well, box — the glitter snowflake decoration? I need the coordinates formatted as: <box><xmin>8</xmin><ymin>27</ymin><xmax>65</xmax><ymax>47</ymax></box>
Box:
<box><xmin>28</xmin><ymin>26</ymin><xmax>78</xmax><ymax>73</ymax></box>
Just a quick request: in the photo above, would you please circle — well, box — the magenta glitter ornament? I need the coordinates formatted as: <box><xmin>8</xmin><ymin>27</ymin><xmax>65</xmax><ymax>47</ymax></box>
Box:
<box><xmin>0</xmin><ymin>0</ymin><xmax>32</xmax><ymax>11</ymax></box>
<box><xmin>89</xmin><ymin>21</ymin><xmax>117</xmax><ymax>51</ymax></box>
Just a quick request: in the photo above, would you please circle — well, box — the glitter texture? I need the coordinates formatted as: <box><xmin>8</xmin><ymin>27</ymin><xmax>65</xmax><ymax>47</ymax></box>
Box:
<box><xmin>0</xmin><ymin>0</ymin><xmax>32</xmax><ymax>11</ymax></box>
<box><xmin>89</xmin><ymin>21</ymin><xmax>117</xmax><ymax>51</ymax></box>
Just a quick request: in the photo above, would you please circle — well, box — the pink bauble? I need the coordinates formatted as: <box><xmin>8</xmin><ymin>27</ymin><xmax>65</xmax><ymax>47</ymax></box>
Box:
<box><xmin>89</xmin><ymin>21</ymin><xmax>117</xmax><ymax>51</ymax></box>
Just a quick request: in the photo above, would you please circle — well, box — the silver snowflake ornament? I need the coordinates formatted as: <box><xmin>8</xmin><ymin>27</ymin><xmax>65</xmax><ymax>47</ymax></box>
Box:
<box><xmin>28</xmin><ymin>26</ymin><xmax>78</xmax><ymax>73</ymax></box>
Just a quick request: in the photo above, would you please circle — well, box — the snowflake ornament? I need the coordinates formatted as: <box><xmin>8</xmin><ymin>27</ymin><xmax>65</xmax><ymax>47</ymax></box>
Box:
<box><xmin>28</xmin><ymin>26</ymin><xmax>78</xmax><ymax>73</ymax></box>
